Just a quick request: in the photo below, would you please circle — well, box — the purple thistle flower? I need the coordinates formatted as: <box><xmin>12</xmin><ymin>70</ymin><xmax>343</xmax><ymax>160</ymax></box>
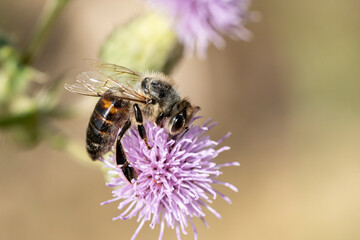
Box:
<box><xmin>101</xmin><ymin>117</ymin><xmax>239</xmax><ymax>240</ymax></box>
<box><xmin>145</xmin><ymin>0</ymin><xmax>253</xmax><ymax>57</ymax></box>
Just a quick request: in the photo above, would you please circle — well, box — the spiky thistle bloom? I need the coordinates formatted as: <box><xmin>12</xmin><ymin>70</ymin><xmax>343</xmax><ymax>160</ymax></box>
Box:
<box><xmin>144</xmin><ymin>0</ymin><xmax>254</xmax><ymax>57</ymax></box>
<box><xmin>101</xmin><ymin>117</ymin><xmax>239</xmax><ymax>240</ymax></box>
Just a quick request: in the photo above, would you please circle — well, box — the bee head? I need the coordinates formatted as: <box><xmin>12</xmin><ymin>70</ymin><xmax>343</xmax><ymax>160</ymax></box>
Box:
<box><xmin>141</xmin><ymin>77</ymin><xmax>178</xmax><ymax>105</ymax></box>
<box><xmin>166</xmin><ymin>99</ymin><xmax>199</xmax><ymax>136</ymax></box>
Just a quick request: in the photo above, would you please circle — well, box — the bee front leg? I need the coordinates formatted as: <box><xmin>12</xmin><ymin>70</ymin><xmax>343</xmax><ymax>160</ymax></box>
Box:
<box><xmin>133</xmin><ymin>103</ymin><xmax>152</xmax><ymax>150</ymax></box>
<box><xmin>116</xmin><ymin>120</ymin><xmax>137</xmax><ymax>182</ymax></box>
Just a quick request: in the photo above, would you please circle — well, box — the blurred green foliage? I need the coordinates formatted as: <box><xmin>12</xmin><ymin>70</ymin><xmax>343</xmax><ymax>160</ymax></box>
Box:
<box><xmin>0</xmin><ymin>0</ymin><xmax>73</xmax><ymax>148</ymax></box>
<box><xmin>0</xmin><ymin>32</ymin><xmax>69</xmax><ymax>147</ymax></box>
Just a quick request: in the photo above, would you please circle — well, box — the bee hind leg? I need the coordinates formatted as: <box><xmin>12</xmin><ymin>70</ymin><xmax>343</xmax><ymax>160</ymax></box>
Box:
<box><xmin>133</xmin><ymin>103</ymin><xmax>152</xmax><ymax>150</ymax></box>
<box><xmin>116</xmin><ymin>119</ymin><xmax>137</xmax><ymax>182</ymax></box>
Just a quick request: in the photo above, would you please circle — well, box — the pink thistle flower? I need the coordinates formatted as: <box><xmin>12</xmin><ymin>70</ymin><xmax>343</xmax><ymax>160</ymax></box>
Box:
<box><xmin>101</xmin><ymin>117</ymin><xmax>239</xmax><ymax>240</ymax></box>
<box><xmin>145</xmin><ymin>0</ymin><xmax>254</xmax><ymax>57</ymax></box>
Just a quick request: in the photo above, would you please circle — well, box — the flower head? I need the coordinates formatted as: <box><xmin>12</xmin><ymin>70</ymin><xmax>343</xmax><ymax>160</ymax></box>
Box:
<box><xmin>145</xmin><ymin>0</ymin><xmax>253</xmax><ymax>57</ymax></box>
<box><xmin>101</xmin><ymin>117</ymin><xmax>239</xmax><ymax>240</ymax></box>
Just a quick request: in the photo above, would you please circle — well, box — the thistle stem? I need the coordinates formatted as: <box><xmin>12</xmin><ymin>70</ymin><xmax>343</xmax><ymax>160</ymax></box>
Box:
<box><xmin>21</xmin><ymin>0</ymin><xmax>70</xmax><ymax>65</ymax></box>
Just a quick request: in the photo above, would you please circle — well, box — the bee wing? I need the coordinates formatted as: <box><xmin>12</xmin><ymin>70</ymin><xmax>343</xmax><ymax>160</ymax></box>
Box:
<box><xmin>65</xmin><ymin>71</ymin><xmax>109</xmax><ymax>96</ymax></box>
<box><xmin>86</xmin><ymin>59</ymin><xmax>142</xmax><ymax>89</ymax></box>
<box><xmin>65</xmin><ymin>60</ymin><xmax>150</xmax><ymax>103</ymax></box>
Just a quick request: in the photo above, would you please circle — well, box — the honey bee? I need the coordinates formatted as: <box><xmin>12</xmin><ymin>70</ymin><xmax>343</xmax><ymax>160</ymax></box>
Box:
<box><xmin>65</xmin><ymin>60</ymin><xmax>198</xmax><ymax>183</ymax></box>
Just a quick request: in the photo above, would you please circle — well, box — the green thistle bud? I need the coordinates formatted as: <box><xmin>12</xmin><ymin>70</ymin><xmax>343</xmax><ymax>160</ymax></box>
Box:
<box><xmin>100</xmin><ymin>12</ymin><xmax>182</xmax><ymax>74</ymax></box>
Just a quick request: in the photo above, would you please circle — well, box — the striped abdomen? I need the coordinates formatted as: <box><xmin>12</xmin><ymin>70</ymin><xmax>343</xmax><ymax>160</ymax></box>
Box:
<box><xmin>86</xmin><ymin>94</ymin><xmax>130</xmax><ymax>160</ymax></box>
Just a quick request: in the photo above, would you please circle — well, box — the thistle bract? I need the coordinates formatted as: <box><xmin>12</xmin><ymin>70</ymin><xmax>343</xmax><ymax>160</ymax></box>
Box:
<box><xmin>101</xmin><ymin>117</ymin><xmax>239</xmax><ymax>240</ymax></box>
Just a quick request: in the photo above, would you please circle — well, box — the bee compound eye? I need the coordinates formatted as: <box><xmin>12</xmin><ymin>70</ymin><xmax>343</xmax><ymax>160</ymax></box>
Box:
<box><xmin>171</xmin><ymin>114</ymin><xmax>185</xmax><ymax>133</ymax></box>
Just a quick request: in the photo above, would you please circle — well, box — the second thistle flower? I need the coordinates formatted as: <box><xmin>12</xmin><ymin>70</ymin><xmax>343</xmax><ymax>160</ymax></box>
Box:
<box><xmin>145</xmin><ymin>0</ymin><xmax>254</xmax><ymax>57</ymax></box>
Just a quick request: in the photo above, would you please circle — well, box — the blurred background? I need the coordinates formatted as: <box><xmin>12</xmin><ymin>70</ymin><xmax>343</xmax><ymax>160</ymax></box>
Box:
<box><xmin>1</xmin><ymin>0</ymin><xmax>359</xmax><ymax>239</ymax></box>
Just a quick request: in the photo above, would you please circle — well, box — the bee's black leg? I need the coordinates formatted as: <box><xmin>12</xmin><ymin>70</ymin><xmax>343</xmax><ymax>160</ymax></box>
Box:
<box><xmin>116</xmin><ymin>119</ymin><xmax>131</xmax><ymax>165</ymax></box>
<box><xmin>116</xmin><ymin>120</ymin><xmax>137</xmax><ymax>182</ymax></box>
<box><xmin>133</xmin><ymin>103</ymin><xmax>151</xmax><ymax>150</ymax></box>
